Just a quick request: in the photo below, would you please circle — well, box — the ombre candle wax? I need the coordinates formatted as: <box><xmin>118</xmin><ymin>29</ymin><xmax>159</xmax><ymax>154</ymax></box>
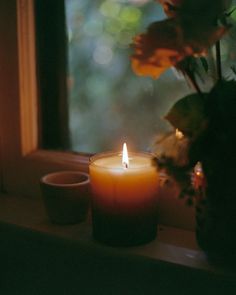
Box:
<box><xmin>89</xmin><ymin>145</ymin><xmax>159</xmax><ymax>246</ymax></box>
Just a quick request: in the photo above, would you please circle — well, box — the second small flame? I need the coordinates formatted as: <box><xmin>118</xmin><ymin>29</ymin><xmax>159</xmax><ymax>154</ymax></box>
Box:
<box><xmin>122</xmin><ymin>143</ymin><xmax>129</xmax><ymax>169</ymax></box>
<box><xmin>175</xmin><ymin>128</ymin><xmax>184</xmax><ymax>139</ymax></box>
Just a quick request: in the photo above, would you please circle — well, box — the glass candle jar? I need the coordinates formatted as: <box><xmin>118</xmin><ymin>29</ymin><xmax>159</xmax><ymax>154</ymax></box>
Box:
<box><xmin>89</xmin><ymin>151</ymin><xmax>159</xmax><ymax>246</ymax></box>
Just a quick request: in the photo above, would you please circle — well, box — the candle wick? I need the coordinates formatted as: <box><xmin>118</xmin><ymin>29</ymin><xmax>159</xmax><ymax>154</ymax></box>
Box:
<box><xmin>123</xmin><ymin>162</ymin><xmax>128</xmax><ymax>169</ymax></box>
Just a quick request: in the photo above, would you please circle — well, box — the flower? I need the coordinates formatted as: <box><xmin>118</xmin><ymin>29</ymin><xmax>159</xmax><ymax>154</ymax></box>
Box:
<box><xmin>131</xmin><ymin>0</ymin><xmax>236</xmax><ymax>205</ymax></box>
<box><xmin>131</xmin><ymin>1</ymin><xmax>236</xmax><ymax>261</ymax></box>
<box><xmin>158</xmin><ymin>0</ymin><xmax>231</xmax><ymax>19</ymax></box>
<box><xmin>131</xmin><ymin>0</ymin><xmax>230</xmax><ymax>78</ymax></box>
<box><xmin>131</xmin><ymin>18</ymin><xmax>188</xmax><ymax>78</ymax></box>
<box><xmin>157</xmin><ymin>0</ymin><xmax>183</xmax><ymax>17</ymax></box>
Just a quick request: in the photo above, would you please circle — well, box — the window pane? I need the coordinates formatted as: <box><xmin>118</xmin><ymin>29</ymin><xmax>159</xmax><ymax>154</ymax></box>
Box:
<box><xmin>65</xmin><ymin>0</ymin><xmax>236</xmax><ymax>153</ymax></box>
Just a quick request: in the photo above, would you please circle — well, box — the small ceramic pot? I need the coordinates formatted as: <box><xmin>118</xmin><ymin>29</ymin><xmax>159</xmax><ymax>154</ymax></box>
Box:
<box><xmin>40</xmin><ymin>171</ymin><xmax>90</xmax><ymax>225</ymax></box>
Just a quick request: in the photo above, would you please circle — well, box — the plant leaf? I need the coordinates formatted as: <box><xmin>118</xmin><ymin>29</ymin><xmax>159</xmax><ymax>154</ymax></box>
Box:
<box><xmin>165</xmin><ymin>93</ymin><xmax>207</xmax><ymax>138</ymax></box>
<box><xmin>200</xmin><ymin>57</ymin><xmax>208</xmax><ymax>73</ymax></box>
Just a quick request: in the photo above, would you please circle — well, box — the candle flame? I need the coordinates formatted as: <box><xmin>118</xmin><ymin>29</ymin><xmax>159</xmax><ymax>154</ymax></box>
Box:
<box><xmin>194</xmin><ymin>161</ymin><xmax>203</xmax><ymax>177</ymax></box>
<box><xmin>192</xmin><ymin>161</ymin><xmax>206</xmax><ymax>190</ymax></box>
<box><xmin>122</xmin><ymin>143</ymin><xmax>129</xmax><ymax>169</ymax></box>
<box><xmin>175</xmin><ymin>128</ymin><xmax>184</xmax><ymax>139</ymax></box>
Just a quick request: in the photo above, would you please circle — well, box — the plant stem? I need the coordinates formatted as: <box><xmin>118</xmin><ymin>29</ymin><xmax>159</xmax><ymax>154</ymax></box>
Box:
<box><xmin>215</xmin><ymin>41</ymin><xmax>222</xmax><ymax>81</ymax></box>
<box><xmin>186</xmin><ymin>70</ymin><xmax>202</xmax><ymax>95</ymax></box>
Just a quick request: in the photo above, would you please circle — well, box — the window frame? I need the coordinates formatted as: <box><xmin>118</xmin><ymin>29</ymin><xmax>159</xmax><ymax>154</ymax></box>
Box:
<box><xmin>35</xmin><ymin>0</ymin><xmax>70</xmax><ymax>150</ymax></box>
<box><xmin>0</xmin><ymin>0</ymin><xmax>89</xmax><ymax>198</ymax></box>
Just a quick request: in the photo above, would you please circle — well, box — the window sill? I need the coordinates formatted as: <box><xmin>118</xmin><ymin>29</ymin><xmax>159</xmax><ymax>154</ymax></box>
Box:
<box><xmin>0</xmin><ymin>193</ymin><xmax>235</xmax><ymax>294</ymax></box>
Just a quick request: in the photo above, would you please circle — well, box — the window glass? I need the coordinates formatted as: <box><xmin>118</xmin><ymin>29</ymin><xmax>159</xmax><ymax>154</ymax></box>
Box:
<box><xmin>65</xmin><ymin>0</ymin><xmax>236</xmax><ymax>153</ymax></box>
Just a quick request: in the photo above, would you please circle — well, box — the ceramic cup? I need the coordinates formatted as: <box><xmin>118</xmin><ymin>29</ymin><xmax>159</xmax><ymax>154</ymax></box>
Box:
<box><xmin>40</xmin><ymin>171</ymin><xmax>90</xmax><ymax>225</ymax></box>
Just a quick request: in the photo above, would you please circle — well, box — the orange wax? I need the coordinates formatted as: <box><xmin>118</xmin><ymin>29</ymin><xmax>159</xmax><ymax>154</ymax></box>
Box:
<box><xmin>90</xmin><ymin>152</ymin><xmax>159</xmax><ymax>212</ymax></box>
<box><xmin>89</xmin><ymin>152</ymin><xmax>159</xmax><ymax>246</ymax></box>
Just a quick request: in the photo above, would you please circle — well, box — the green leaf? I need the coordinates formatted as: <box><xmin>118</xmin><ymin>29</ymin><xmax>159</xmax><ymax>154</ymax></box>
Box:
<box><xmin>165</xmin><ymin>93</ymin><xmax>207</xmax><ymax>138</ymax></box>
<box><xmin>222</xmin><ymin>5</ymin><xmax>236</xmax><ymax>25</ymax></box>
<box><xmin>227</xmin><ymin>5</ymin><xmax>236</xmax><ymax>21</ymax></box>
<box><xmin>231</xmin><ymin>65</ymin><xmax>236</xmax><ymax>76</ymax></box>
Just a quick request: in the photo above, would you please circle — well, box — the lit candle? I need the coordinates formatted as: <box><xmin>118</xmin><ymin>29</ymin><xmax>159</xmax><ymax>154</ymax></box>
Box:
<box><xmin>89</xmin><ymin>143</ymin><xmax>159</xmax><ymax>246</ymax></box>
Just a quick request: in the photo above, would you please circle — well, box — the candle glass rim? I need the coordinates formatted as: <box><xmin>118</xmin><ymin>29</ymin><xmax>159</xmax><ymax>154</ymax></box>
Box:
<box><xmin>89</xmin><ymin>151</ymin><xmax>155</xmax><ymax>170</ymax></box>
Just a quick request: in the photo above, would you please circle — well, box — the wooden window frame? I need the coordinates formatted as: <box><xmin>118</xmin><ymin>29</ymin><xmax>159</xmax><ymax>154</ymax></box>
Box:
<box><xmin>0</xmin><ymin>0</ymin><xmax>89</xmax><ymax>198</ymax></box>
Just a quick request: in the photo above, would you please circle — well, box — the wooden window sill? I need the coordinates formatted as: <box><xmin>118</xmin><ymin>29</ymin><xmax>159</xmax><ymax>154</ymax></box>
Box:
<box><xmin>0</xmin><ymin>193</ymin><xmax>235</xmax><ymax>294</ymax></box>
